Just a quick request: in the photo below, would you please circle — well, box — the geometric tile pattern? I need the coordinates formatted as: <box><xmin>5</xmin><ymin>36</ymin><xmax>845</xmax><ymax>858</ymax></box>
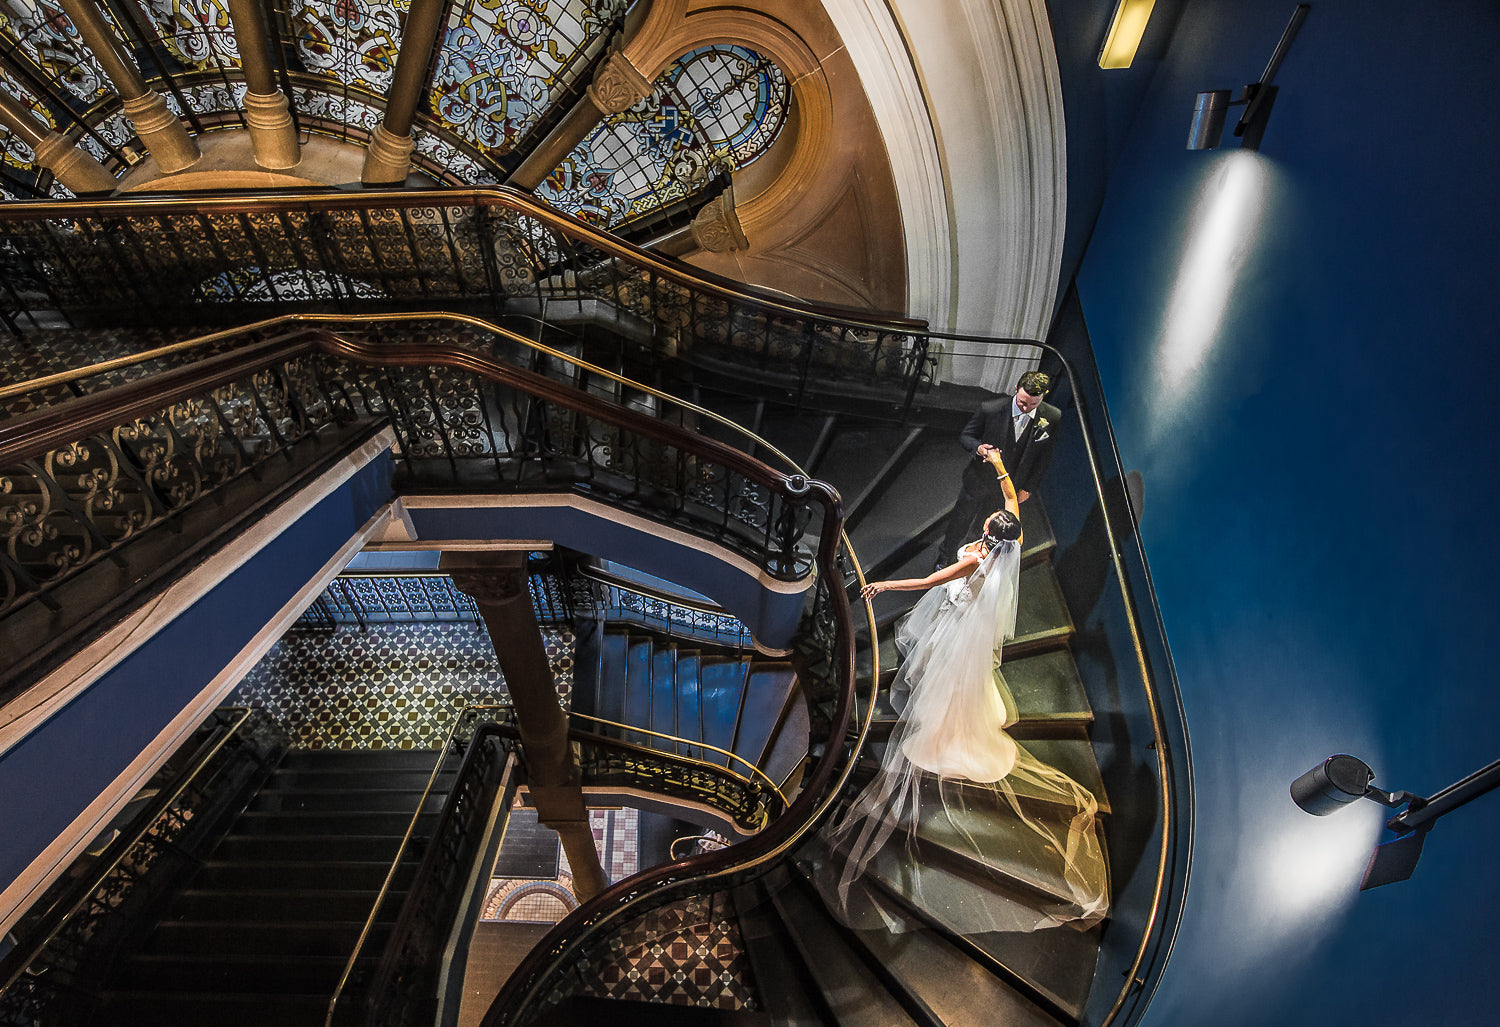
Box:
<box><xmin>578</xmin><ymin>894</ymin><xmax>759</xmax><ymax>1010</ymax></box>
<box><xmin>229</xmin><ymin>621</ymin><xmax>575</xmax><ymax>750</ymax></box>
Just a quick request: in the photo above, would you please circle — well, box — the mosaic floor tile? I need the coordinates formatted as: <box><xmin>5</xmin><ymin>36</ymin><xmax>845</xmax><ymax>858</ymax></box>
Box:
<box><xmin>230</xmin><ymin>621</ymin><xmax>574</xmax><ymax>750</ymax></box>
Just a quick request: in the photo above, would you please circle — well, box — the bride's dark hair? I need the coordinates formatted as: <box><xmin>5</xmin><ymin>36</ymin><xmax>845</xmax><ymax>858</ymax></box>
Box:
<box><xmin>983</xmin><ymin>510</ymin><xmax>1021</xmax><ymax>546</ymax></box>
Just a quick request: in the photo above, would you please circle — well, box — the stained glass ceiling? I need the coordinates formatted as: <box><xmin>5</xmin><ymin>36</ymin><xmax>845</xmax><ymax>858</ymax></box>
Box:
<box><xmin>0</xmin><ymin>0</ymin><xmax>790</xmax><ymax>229</ymax></box>
<box><xmin>536</xmin><ymin>45</ymin><xmax>789</xmax><ymax>230</ymax></box>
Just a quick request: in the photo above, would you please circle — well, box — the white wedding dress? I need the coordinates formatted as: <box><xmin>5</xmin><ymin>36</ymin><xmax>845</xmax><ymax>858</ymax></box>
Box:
<box><xmin>822</xmin><ymin>540</ymin><xmax>1109</xmax><ymax>934</ymax></box>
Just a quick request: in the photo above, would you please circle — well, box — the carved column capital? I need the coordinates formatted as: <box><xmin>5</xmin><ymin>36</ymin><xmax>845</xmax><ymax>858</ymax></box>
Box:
<box><xmin>691</xmin><ymin>187</ymin><xmax>749</xmax><ymax>253</ymax></box>
<box><xmin>587</xmin><ymin>49</ymin><xmax>653</xmax><ymax>115</ymax></box>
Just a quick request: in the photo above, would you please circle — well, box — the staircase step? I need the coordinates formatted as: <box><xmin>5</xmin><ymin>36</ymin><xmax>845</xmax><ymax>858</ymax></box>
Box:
<box><xmin>699</xmin><ymin>657</ymin><xmax>749</xmax><ymax>766</ymax></box>
<box><xmin>192</xmin><ymin>859</ymin><xmax>417</xmax><ymax>892</ymax></box>
<box><xmin>212</xmin><ymin>834</ymin><xmax>409</xmax><ymax>862</ymax></box>
<box><xmin>673</xmin><ymin>648</ymin><xmax>704</xmax><ymax>760</ymax></box>
<box><xmin>265</xmin><ymin>766</ymin><xmax>453</xmax><ymax>791</ymax></box>
<box><xmin>623</xmin><ymin>636</ymin><xmax>654</xmax><ymax>745</ymax></box>
<box><xmin>734</xmin><ymin>664</ymin><xmax>797</xmax><ymax>767</ymax></box>
<box><xmin>826</xmin><ymin>886</ymin><xmax>1067</xmax><ymax>1027</ymax></box>
<box><xmin>766</xmin><ymin>870</ymin><xmax>922</xmax><ymax>1027</ymax></box>
<box><xmin>276</xmin><ymin>748</ymin><xmax>442</xmax><ymax>771</ymax></box>
<box><xmin>843</xmin><ymin>426</ymin><xmax>928</xmax><ymax>532</ymax></box>
<box><xmin>731</xmin><ymin>882</ymin><xmax>831</xmax><ymax>1026</ymax></box>
<box><xmin>230</xmin><ymin>809</ymin><xmax>438</xmax><ymax>835</ymax></box>
<box><xmin>166</xmin><ymin>888</ymin><xmax>400</xmax><ymax>922</ymax></box>
<box><xmin>651</xmin><ymin>645</ymin><xmax>678</xmax><ymax>742</ymax></box>
<box><xmin>143</xmin><ymin>920</ymin><xmax>386</xmax><ymax>958</ymax></box>
<box><xmin>248</xmin><ymin>787</ymin><xmax>445</xmax><ymax>814</ymax></box>
<box><xmin>904</xmin><ymin>797</ymin><xmax>1108</xmax><ymax>909</ymax></box>
<box><xmin>115</xmin><ymin>952</ymin><xmax>357</xmax><ymax>994</ymax></box>
<box><xmin>93</xmin><ymin>991</ymin><xmax>330</xmax><ymax>1026</ymax></box>
<box><xmin>866</xmin><ymin>648</ymin><xmax>1095</xmax><ymax>740</ymax></box>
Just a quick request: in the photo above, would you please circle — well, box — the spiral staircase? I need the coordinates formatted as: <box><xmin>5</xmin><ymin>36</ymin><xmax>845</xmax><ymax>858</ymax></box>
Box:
<box><xmin>0</xmin><ymin>2</ymin><xmax>1188</xmax><ymax>1024</ymax></box>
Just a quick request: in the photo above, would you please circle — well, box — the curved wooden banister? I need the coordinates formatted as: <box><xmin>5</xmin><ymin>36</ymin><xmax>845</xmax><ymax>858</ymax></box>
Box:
<box><xmin>0</xmin><ymin>325</ymin><xmax>823</xmax><ymax>496</ymax></box>
<box><xmin>0</xmin><ymin>187</ymin><xmax>930</xmax><ymax>333</ymax></box>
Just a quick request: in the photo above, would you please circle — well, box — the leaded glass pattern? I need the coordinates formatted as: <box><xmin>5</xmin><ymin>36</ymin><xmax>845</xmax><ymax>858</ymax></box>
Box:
<box><xmin>291</xmin><ymin>0</ymin><xmax>405</xmax><ymax>94</ymax></box>
<box><xmin>426</xmin><ymin>0</ymin><xmax>626</xmax><ymax>157</ymax></box>
<box><xmin>535</xmin><ymin>45</ymin><xmax>789</xmax><ymax>229</ymax></box>
<box><xmin>0</xmin><ymin>0</ymin><xmax>114</xmax><ymax>108</ymax></box>
<box><xmin>141</xmin><ymin>0</ymin><xmax>240</xmax><ymax>71</ymax></box>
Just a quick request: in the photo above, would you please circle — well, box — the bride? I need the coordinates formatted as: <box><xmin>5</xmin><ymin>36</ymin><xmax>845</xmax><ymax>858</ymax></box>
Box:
<box><xmin>824</xmin><ymin>450</ymin><xmax>1109</xmax><ymax>934</ymax></box>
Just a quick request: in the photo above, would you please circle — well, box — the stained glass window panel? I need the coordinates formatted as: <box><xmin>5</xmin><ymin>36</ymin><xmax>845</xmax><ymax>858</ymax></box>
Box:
<box><xmin>291</xmin><ymin>0</ymin><xmax>406</xmax><ymax>94</ymax></box>
<box><xmin>426</xmin><ymin>0</ymin><xmax>626</xmax><ymax>157</ymax></box>
<box><xmin>536</xmin><ymin>45</ymin><xmax>788</xmax><ymax>229</ymax></box>
<box><xmin>140</xmin><ymin>0</ymin><xmax>240</xmax><ymax>72</ymax></box>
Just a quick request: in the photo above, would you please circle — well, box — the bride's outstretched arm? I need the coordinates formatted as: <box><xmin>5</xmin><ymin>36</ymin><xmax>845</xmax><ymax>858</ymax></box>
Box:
<box><xmin>860</xmin><ymin>554</ymin><xmax>979</xmax><ymax>599</ymax></box>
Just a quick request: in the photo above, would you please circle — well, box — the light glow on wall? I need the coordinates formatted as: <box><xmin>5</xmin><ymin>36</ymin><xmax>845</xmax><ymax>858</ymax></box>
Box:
<box><xmin>1147</xmin><ymin>152</ymin><xmax>1269</xmax><ymax>447</ymax></box>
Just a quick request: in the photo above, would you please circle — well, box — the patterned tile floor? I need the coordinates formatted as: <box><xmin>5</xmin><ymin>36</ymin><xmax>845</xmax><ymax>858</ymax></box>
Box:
<box><xmin>577</xmin><ymin>894</ymin><xmax>759</xmax><ymax>1010</ymax></box>
<box><xmin>230</xmin><ymin>621</ymin><xmax>574</xmax><ymax>749</ymax></box>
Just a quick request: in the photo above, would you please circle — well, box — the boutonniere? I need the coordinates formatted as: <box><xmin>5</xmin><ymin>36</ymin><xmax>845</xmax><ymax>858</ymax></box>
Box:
<box><xmin>1031</xmin><ymin>417</ymin><xmax>1050</xmax><ymax>442</ymax></box>
<box><xmin>1034</xmin><ymin>417</ymin><xmax>1049</xmax><ymax>432</ymax></box>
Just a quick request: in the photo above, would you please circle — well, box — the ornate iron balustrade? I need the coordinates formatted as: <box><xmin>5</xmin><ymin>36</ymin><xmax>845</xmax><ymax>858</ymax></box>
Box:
<box><xmin>0</xmin><ymin>190</ymin><xmax>939</xmax><ymax>409</ymax></box>
<box><xmin>357</xmin><ymin>724</ymin><xmax>517</xmax><ymax>1027</ymax></box>
<box><xmin>571</xmin><ymin>729</ymin><xmax>783</xmax><ymax>833</ymax></box>
<box><xmin>296</xmin><ymin>572</ymin><xmax>482</xmax><ymax>628</ymax></box>
<box><xmin>588</xmin><ymin>573</ymin><xmax>754</xmax><ymax>649</ymax></box>
<box><xmin>0</xmin><ymin>708</ymin><xmax>286</xmax><ymax>1026</ymax></box>
<box><xmin>2</xmin><ymin>323</ymin><xmax>828</xmax><ymax>693</ymax></box>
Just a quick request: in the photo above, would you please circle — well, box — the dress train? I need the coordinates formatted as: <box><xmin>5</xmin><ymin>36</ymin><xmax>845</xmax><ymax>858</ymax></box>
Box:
<box><xmin>821</xmin><ymin>541</ymin><xmax>1109</xmax><ymax>934</ymax></box>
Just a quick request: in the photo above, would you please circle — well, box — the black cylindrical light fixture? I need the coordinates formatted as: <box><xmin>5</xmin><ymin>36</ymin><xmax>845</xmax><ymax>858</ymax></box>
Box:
<box><xmin>1291</xmin><ymin>754</ymin><xmax>1376</xmax><ymax>815</ymax></box>
<box><xmin>1187</xmin><ymin>89</ymin><xmax>1230</xmax><ymax>149</ymax></box>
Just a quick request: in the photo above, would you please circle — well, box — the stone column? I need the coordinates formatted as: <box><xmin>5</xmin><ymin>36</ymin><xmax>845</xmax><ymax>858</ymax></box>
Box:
<box><xmin>361</xmin><ymin>0</ymin><xmax>448</xmax><ymax>185</ymax></box>
<box><xmin>57</xmin><ymin>0</ymin><xmax>199</xmax><ymax>173</ymax></box>
<box><xmin>506</xmin><ymin>48</ymin><xmax>653</xmax><ymax>191</ymax></box>
<box><xmin>0</xmin><ymin>92</ymin><xmax>116</xmax><ymax>194</ymax></box>
<box><xmin>443</xmin><ymin>552</ymin><xmax>610</xmax><ymax>901</ymax></box>
<box><xmin>226</xmin><ymin>0</ymin><xmax>299</xmax><ymax>169</ymax></box>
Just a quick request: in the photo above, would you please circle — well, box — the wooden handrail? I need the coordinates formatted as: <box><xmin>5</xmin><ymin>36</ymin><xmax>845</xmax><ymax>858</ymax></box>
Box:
<box><xmin>0</xmin><ymin>187</ymin><xmax>929</xmax><ymax>332</ymax></box>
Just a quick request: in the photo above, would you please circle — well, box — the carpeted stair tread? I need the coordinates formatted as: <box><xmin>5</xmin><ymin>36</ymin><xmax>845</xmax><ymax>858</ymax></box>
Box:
<box><xmin>93</xmin><ymin>990</ymin><xmax>331</xmax><ymax>1026</ymax></box>
<box><xmin>248</xmin><ymin>786</ymin><xmax>446</xmax><ymax>814</ymax></box>
<box><xmin>835</xmin><ymin>891</ymin><xmax>1069</xmax><ymax>1027</ymax></box>
<box><xmin>143</xmin><ymin>920</ymin><xmax>388</xmax><ymax>958</ymax></box>
<box><xmin>192</xmin><ymin>859</ymin><xmax>418</xmax><ymax>892</ymax></box>
<box><xmin>765</xmin><ymin>872</ymin><xmax>922</xmax><ymax>1027</ymax></box>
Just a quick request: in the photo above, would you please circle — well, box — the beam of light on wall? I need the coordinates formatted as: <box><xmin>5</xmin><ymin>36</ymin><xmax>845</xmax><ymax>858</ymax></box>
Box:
<box><xmin>1254</xmin><ymin>801</ymin><xmax>1384</xmax><ymax>941</ymax></box>
<box><xmin>1146</xmin><ymin>152</ymin><xmax>1269</xmax><ymax>448</ymax></box>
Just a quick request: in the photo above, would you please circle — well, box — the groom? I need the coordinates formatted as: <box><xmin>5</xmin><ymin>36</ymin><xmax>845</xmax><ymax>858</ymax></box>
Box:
<box><xmin>937</xmin><ymin>370</ymin><xmax>1060</xmax><ymax>565</ymax></box>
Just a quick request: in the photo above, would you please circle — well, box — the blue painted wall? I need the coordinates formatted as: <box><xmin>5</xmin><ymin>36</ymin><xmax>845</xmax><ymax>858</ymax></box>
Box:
<box><xmin>0</xmin><ymin>456</ymin><xmax>392</xmax><ymax>892</ymax></box>
<box><xmin>1071</xmin><ymin>1</ymin><xmax>1500</xmax><ymax>1022</ymax></box>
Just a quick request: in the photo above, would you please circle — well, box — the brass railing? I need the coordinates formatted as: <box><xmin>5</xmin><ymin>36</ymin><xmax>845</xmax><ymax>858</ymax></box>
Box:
<box><xmin>0</xmin><ymin>188</ymin><xmax>937</xmax><ymax>412</ymax></box>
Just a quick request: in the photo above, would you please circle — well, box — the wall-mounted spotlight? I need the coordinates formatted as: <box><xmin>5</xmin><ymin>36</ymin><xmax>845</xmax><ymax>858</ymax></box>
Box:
<box><xmin>1291</xmin><ymin>754</ymin><xmax>1500</xmax><ymax>890</ymax></box>
<box><xmin>1187</xmin><ymin>4</ymin><xmax>1310</xmax><ymax>151</ymax></box>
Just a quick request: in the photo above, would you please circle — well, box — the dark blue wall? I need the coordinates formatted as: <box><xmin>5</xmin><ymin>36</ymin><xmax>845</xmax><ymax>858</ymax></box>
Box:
<box><xmin>0</xmin><ymin>456</ymin><xmax>392</xmax><ymax>892</ymax></box>
<box><xmin>1071</xmin><ymin>1</ymin><xmax>1500</xmax><ymax>1022</ymax></box>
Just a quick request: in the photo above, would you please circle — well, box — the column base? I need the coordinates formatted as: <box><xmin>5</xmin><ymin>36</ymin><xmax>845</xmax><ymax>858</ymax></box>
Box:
<box><xmin>361</xmin><ymin>123</ymin><xmax>416</xmax><ymax>186</ymax></box>
<box><xmin>122</xmin><ymin>91</ymin><xmax>200</xmax><ymax>173</ymax></box>
<box><xmin>33</xmin><ymin>133</ymin><xmax>116</xmax><ymax>194</ymax></box>
<box><xmin>243</xmin><ymin>90</ymin><xmax>300</xmax><ymax>170</ymax></box>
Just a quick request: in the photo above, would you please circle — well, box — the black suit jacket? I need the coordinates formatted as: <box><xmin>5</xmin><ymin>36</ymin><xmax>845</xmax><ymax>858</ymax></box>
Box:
<box><xmin>957</xmin><ymin>394</ymin><xmax>1062</xmax><ymax>495</ymax></box>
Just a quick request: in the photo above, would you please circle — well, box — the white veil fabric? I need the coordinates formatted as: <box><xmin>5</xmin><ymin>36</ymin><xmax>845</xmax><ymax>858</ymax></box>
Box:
<box><xmin>821</xmin><ymin>541</ymin><xmax>1109</xmax><ymax>935</ymax></box>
